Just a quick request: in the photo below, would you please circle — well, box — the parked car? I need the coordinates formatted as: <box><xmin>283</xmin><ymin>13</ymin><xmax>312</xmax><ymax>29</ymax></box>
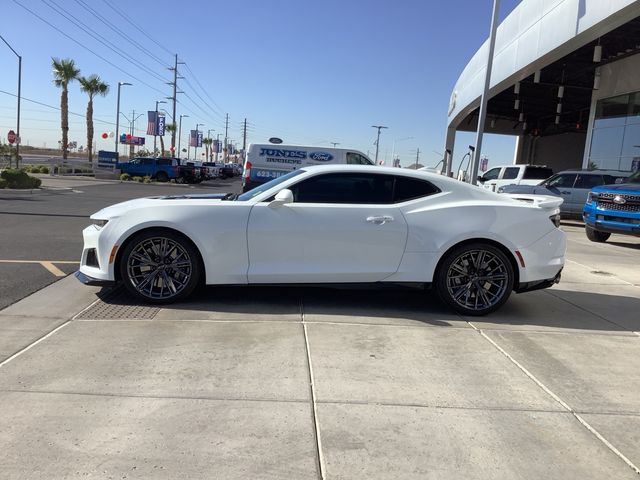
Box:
<box><xmin>499</xmin><ymin>169</ymin><xmax>629</xmax><ymax>216</ymax></box>
<box><xmin>583</xmin><ymin>170</ymin><xmax>640</xmax><ymax>242</ymax></box>
<box><xmin>76</xmin><ymin>165</ymin><xmax>565</xmax><ymax>316</ymax></box>
<box><xmin>117</xmin><ymin>157</ymin><xmax>204</xmax><ymax>184</ymax></box>
<box><xmin>477</xmin><ymin>165</ymin><xmax>553</xmax><ymax>192</ymax></box>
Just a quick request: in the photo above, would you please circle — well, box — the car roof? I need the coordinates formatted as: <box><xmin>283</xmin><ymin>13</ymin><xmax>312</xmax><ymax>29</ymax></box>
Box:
<box><xmin>556</xmin><ymin>169</ymin><xmax>630</xmax><ymax>175</ymax></box>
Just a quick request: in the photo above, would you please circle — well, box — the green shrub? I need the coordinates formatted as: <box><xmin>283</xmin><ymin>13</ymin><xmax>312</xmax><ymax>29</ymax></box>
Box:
<box><xmin>39</xmin><ymin>165</ymin><xmax>49</xmax><ymax>174</ymax></box>
<box><xmin>31</xmin><ymin>166</ymin><xmax>42</xmax><ymax>173</ymax></box>
<box><xmin>0</xmin><ymin>178</ymin><xmax>7</xmax><ymax>189</ymax></box>
<box><xmin>120</xmin><ymin>173</ymin><xmax>131</xmax><ymax>181</ymax></box>
<box><xmin>0</xmin><ymin>168</ymin><xmax>41</xmax><ymax>189</ymax></box>
<box><xmin>143</xmin><ymin>176</ymin><xmax>152</xmax><ymax>184</ymax></box>
<box><xmin>132</xmin><ymin>176</ymin><xmax>143</xmax><ymax>183</ymax></box>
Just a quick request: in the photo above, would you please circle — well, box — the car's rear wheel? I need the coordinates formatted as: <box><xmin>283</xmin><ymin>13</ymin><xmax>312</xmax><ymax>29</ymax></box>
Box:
<box><xmin>119</xmin><ymin>230</ymin><xmax>201</xmax><ymax>304</ymax></box>
<box><xmin>155</xmin><ymin>171</ymin><xmax>169</xmax><ymax>182</ymax></box>
<box><xmin>585</xmin><ymin>226</ymin><xmax>610</xmax><ymax>243</ymax></box>
<box><xmin>435</xmin><ymin>243</ymin><xmax>514</xmax><ymax>316</ymax></box>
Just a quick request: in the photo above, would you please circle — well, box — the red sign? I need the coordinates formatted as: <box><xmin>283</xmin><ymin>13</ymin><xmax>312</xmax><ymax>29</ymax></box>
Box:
<box><xmin>7</xmin><ymin>130</ymin><xmax>16</xmax><ymax>144</ymax></box>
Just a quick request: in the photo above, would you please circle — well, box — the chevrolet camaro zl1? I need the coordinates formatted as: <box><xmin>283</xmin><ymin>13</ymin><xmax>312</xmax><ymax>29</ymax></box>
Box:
<box><xmin>76</xmin><ymin>165</ymin><xmax>565</xmax><ymax>315</ymax></box>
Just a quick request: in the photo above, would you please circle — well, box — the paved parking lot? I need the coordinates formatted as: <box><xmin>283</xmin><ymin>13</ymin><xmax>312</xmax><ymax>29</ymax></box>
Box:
<box><xmin>0</xmin><ymin>222</ymin><xmax>638</xmax><ymax>479</ymax></box>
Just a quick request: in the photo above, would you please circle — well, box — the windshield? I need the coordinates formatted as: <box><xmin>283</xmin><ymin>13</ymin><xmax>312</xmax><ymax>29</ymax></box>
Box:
<box><xmin>236</xmin><ymin>169</ymin><xmax>306</xmax><ymax>201</ymax></box>
<box><xmin>629</xmin><ymin>171</ymin><xmax>640</xmax><ymax>183</ymax></box>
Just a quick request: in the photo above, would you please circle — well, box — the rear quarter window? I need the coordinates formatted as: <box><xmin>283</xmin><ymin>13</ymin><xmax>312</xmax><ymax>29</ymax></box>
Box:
<box><xmin>393</xmin><ymin>176</ymin><xmax>440</xmax><ymax>203</ymax></box>
<box><xmin>523</xmin><ymin>167</ymin><xmax>553</xmax><ymax>179</ymax></box>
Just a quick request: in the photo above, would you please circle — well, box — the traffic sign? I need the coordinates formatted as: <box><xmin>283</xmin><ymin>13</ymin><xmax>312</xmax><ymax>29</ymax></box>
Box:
<box><xmin>7</xmin><ymin>130</ymin><xmax>16</xmax><ymax>144</ymax></box>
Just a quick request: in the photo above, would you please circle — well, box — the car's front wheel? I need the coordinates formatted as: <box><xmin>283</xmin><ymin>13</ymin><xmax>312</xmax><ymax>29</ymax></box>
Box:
<box><xmin>435</xmin><ymin>243</ymin><xmax>514</xmax><ymax>316</ymax></box>
<box><xmin>585</xmin><ymin>226</ymin><xmax>610</xmax><ymax>243</ymax></box>
<box><xmin>119</xmin><ymin>230</ymin><xmax>201</xmax><ymax>304</ymax></box>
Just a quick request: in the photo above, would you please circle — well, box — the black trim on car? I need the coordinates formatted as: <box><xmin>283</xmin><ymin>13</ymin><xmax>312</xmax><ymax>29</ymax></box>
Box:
<box><xmin>515</xmin><ymin>268</ymin><xmax>562</xmax><ymax>293</ymax></box>
<box><xmin>74</xmin><ymin>271</ymin><xmax>116</xmax><ymax>287</ymax></box>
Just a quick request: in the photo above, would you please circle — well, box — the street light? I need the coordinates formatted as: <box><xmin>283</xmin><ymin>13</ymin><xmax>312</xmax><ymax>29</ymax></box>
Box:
<box><xmin>115</xmin><ymin>82</ymin><xmax>132</xmax><ymax>154</ymax></box>
<box><xmin>207</xmin><ymin>129</ymin><xmax>215</xmax><ymax>161</ymax></box>
<box><xmin>153</xmin><ymin>100</ymin><xmax>167</xmax><ymax>154</ymax></box>
<box><xmin>194</xmin><ymin>123</ymin><xmax>203</xmax><ymax>161</ymax></box>
<box><xmin>178</xmin><ymin>114</ymin><xmax>189</xmax><ymax>159</ymax></box>
<box><xmin>371</xmin><ymin>125</ymin><xmax>388</xmax><ymax>164</ymax></box>
<box><xmin>0</xmin><ymin>34</ymin><xmax>22</xmax><ymax>166</ymax></box>
<box><xmin>391</xmin><ymin>136</ymin><xmax>413</xmax><ymax>166</ymax></box>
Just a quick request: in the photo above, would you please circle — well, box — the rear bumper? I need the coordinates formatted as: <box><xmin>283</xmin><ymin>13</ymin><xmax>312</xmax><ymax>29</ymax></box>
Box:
<box><xmin>75</xmin><ymin>270</ymin><xmax>116</xmax><ymax>287</ymax></box>
<box><xmin>516</xmin><ymin>268</ymin><xmax>562</xmax><ymax>293</ymax></box>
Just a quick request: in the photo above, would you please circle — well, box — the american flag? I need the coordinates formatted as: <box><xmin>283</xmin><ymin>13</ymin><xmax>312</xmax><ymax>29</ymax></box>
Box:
<box><xmin>147</xmin><ymin>111</ymin><xmax>157</xmax><ymax>136</ymax></box>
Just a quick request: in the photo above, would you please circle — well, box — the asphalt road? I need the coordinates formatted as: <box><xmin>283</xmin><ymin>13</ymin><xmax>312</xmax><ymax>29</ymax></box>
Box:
<box><xmin>0</xmin><ymin>177</ymin><xmax>242</xmax><ymax>310</ymax></box>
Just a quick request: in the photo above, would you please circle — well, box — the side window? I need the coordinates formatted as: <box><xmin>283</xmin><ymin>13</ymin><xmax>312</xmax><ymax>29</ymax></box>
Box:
<box><xmin>346</xmin><ymin>152</ymin><xmax>372</xmax><ymax>165</ymax></box>
<box><xmin>141</xmin><ymin>158</ymin><xmax>155</xmax><ymax>165</ymax></box>
<box><xmin>574</xmin><ymin>174</ymin><xmax>604</xmax><ymax>189</ymax></box>
<box><xmin>129</xmin><ymin>158</ymin><xmax>140</xmax><ymax>165</ymax></box>
<box><xmin>523</xmin><ymin>167</ymin><xmax>553</xmax><ymax>180</ymax></box>
<box><xmin>393</xmin><ymin>176</ymin><xmax>440</xmax><ymax>203</ymax></box>
<box><xmin>502</xmin><ymin>167</ymin><xmax>520</xmax><ymax>180</ymax></box>
<box><xmin>291</xmin><ymin>173</ymin><xmax>394</xmax><ymax>204</ymax></box>
<box><xmin>603</xmin><ymin>175</ymin><xmax>628</xmax><ymax>184</ymax></box>
<box><xmin>483</xmin><ymin>168</ymin><xmax>501</xmax><ymax>180</ymax></box>
<box><xmin>546</xmin><ymin>173</ymin><xmax>577</xmax><ymax>188</ymax></box>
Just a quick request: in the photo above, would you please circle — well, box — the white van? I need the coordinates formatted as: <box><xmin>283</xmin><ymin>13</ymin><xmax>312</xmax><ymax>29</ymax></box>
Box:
<box><xmin>477</xmin><ymin>164</ymin><xmax>553</xmax><ymax>192</ymax></box>
<box><xmin>242</xmin><ymin>144</ymin><xmax>373</xmax><ymax>192</ymax></box>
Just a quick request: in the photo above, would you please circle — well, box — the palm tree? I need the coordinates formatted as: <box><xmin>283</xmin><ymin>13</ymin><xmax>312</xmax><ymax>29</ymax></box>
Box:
<box><xmin>52</xmin><ymin>58</ymin><xmax>80</xmax><ymax>160</ymax></box>
<box><xmin>78</xmin><ymin>74</ymin><xmax>109</xmax><ymax>162</ymax></box>
<box><xmin>202</xmin><ymin>137</ymin><xmax>213</xmax><ymax>161</ymax></box>
<box><xmin>165</xmin><ymin>123</ymin><xmax>176</xmax><ymax>157</ymax></box>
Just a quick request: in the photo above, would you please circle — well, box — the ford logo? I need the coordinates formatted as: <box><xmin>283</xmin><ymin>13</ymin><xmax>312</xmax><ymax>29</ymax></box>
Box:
<box><xmin>309</xmin><ymin>152</ymin><xmax>334</xmax><ymax>162</ymax></box>
<box><xmin>613</xmin><ymin>195</ymin><xmax>626</xmax><ymax>205</ymax></box>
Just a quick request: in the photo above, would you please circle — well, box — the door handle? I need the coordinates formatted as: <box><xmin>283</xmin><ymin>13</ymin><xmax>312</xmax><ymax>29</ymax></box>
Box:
<box><xmin>366</xmin><ymin>215</ymin><xmax>394</xmax><ymax>225</ymax></box>
<box><xmin>561</xmin><ymin>191</ymin><xmax>571</xmax><ymax>195</ymax></box>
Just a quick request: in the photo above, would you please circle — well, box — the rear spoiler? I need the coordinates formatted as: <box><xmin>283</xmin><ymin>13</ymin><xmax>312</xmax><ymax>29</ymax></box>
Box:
<box><xmin>505</xmin><ymin>194</ymin><xmax>563</xmax><ymax>214</ymax></box>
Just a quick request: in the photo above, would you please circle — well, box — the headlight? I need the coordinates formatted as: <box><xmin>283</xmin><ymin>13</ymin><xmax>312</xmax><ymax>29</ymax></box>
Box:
<box><xmin>91</xmin><ymin>219</ymin><xmax>109</xmax><ymax>228</ymax></box>
<box><xmin>586</xmin><ymin>192</ymin><xmax>598</xmax><ymax>205</ymax></box>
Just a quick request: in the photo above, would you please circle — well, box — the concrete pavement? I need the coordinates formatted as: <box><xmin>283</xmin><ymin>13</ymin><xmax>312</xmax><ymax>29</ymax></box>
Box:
<box><xmin>0</xmin><ymin>226</ymin><xmax>638</xmax><ymax>479</ymax></box>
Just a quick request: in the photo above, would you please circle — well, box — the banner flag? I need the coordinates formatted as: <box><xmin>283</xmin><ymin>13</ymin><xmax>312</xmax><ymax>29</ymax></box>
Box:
<box><xmin>197</xmin><ymin>131</ymin><xmax>203</xmax><ymax>147</ymax></box>
<box><xmin>157</xmin><ymin>115</ymin><xmax>165</xmax><ymax>136</ymax></box>
<box><xmin>147</xmin><ymin>111</ymin><xmax>157</xmax><ymax>136</ymax></box>
<box><xmin>189</xmin><ymin>130</ymin><xmax>197</xmax><ymax>147</ymax></box>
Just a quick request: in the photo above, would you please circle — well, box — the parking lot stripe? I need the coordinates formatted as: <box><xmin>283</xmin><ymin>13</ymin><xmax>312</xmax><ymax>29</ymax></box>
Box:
<box><xmin>0</xmin><ymin>260</ymin><xmax>79</xmax><ymax>264</ymax></box>
<box><xmin>39</xmin><ymin>261</ymin><xmax>66</xmax><ymax>277</ymax></box>
<box><xmin>468</xmin><ymin>321</ymin><xmax>640</xmax><ymax>475</ymax></box>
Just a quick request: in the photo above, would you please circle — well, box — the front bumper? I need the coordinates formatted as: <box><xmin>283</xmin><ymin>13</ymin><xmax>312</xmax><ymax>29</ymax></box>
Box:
<box><xmin>583</xmin><ymin>205</ymin><xmax>640</xmax><ymax>236</ymax></box>
<box><xmin>75</xmin><ymin>270</ymin><xmax>116</xmax><ymax>287</ymax></box>
<box><xmin>78</xmin><ymin>224</ymin><xmax>117</xmax><ymax>283</ymax></box>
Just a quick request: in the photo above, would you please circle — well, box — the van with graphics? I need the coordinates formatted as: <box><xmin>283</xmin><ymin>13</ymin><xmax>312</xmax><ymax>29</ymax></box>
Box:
<box><xmin>242</xmin><ymin>144</ymin><xmax>373</xmax><ymax>192</ymax></box>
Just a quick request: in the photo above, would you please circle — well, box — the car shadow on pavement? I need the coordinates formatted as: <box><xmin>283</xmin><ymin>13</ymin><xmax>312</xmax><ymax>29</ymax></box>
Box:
<box><xmin>91</xmin><ymin>284</ymin><xmax>640</xmax><ymax>333</ymax></box>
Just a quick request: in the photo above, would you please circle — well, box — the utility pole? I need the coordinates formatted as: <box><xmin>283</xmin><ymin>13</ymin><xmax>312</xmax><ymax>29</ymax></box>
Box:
<box><xmin>216</xmin><ymin>133</ymin><xmax>220</xmax><ymax>162</ymax></box>
<box><xmin>223</xmin><ymin>113</ymin><xmax>229</xmax><ymax>163</ymax></box>
<box><xmin>242</xmin><ymin>118</ymin><xmax>247</xmax><ymax>152</ymax></box>
<box><xmin>414</xmin><ymin>148</ymin><xmax>421</xmax><ymax>169</ymax></box>
<box><xmin>0</xmin><ymin>35</ymin><xmax>21</xmax><ymax>167</ymax></box>
<box><xmin>371</xmin><ymin>125</ymin><xmax>388</xmax><ymax>164</ymax></box>
<box><xmin>168</xmin><ymin>54</ymin><xmax>185</xmax><ymax>155</ymax></box>
<box><xmin>178</xmin><ymin>114</ymin><xmax>189</xmax><ymax>160</ymax></box>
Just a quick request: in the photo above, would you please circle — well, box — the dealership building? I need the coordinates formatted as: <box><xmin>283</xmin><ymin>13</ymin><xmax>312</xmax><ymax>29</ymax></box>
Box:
<box><xmin>445</xmin><ymin>0</ymin><xmax>640</xmax><ymax>175</ymax></box>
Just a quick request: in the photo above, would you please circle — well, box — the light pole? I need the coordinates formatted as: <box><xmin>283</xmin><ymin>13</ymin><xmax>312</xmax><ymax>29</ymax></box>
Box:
<box><xmin>391</xmin><ymin>136</ymin><xmax>413</xmax><ymax>166</ymax></box>
<box><xmin>115</xmin><ymin>82</ymin><xmax>132</xmax><ymax>155</ymax></box>
<box><xmin>194</xmin><ymin>123</ymin><xmax>203</xmax><ymax>161</ymax></box>
<box><xmin>153</xmin><ymin>100</ymin><xmax>166</xmax><ymax>155</ymax></box>
<box><xmin>178</xmin><ymin>114</ymin><xmax>189</xmax><ymax>159</ymax></box>
<box><xmin>371</xmin><ymin>125</ymin><xmax>388</xmax><ymax>164</ymax></box>
<box><xmin>207</xmin><ymin>129</ymin><xmax>214</xmax><ymax>161</ymax></box>
<box><xmin>330</xmin><ymin>142</ymin><xmax>340</xmax><ymax>148</ymax></box>
<box><xmin>1</xmin><ymin>34</ymin><xmax>22</xmax><ymax>166</ymax></box>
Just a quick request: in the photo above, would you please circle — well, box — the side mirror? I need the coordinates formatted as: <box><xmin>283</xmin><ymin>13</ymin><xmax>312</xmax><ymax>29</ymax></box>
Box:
<box><xmin>270</xmin><ymin>189</ymin><xmax>294</xmax><ymax>207</ymax></box>
<box><xmin>477</xmin><ymin>175</ymin><xmax>485</xmax><ymax>183</ymax></box>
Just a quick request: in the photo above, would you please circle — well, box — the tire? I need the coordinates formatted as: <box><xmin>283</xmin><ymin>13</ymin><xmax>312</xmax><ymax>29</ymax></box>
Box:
<box><xmin>435</xmin><ymin>242</ymin><xmax>514</xmax><ymax>316</ymax></box>
<box><xmin>585</xmin><ymin>226</ymin><xmax>610</xmax><ymax>243</ymax></box>
<box><xmin>119</xmin><ymin>229</ymin><xmax>202</xmax><ymax>304</ymax></box>
<box><xmin>155</xmin><ymin>171</ymin><xmax>169</xmax><ymax>183</ymax></box>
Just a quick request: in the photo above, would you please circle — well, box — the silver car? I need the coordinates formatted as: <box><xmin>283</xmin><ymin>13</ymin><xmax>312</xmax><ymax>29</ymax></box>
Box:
<box><xmin>499</xmin><ymin>169</ymin><xmax>629</xmax><ymax>216</ymax></box>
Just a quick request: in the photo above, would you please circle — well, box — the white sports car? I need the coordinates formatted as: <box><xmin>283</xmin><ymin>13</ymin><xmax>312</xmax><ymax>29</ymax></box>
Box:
<box><xmin>77</xmin><ymin>165</ymin><xmax>566</xmax><ymax>315</ymax></box>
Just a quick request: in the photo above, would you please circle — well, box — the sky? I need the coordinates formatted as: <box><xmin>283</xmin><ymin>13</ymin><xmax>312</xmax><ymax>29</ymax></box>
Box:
<box><xmin>0</xmin><ymin>0</ymin><xmax>522</xmax><ymax>168</ymax></box>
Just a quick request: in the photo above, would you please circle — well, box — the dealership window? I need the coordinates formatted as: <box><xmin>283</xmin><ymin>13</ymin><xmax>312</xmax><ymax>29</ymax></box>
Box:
<box><xmin>589</xmin><ymin>92</ymin><xmax>640</xmax><ymax>171</ymax></box>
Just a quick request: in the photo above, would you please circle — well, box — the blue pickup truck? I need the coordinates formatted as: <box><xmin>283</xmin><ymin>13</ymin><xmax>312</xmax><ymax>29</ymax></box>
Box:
<box><xmin>583</xmin><ymin>170</ymin><xmax>640</xmax><ymax>242</ymax></box>
<box><xmin>117</xmin><ymin>157</ymin><xmax>203</xmax><ymax>183</ymax></box>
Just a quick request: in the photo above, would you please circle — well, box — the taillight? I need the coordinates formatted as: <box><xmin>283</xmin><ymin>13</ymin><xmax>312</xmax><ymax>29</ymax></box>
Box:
<box><xmin>549</xmin><ymin>213</ymin><xmax>561</xmax><ymax>228</ymax></box>
<box><xmin>244</xmin><ymin>161</ymin><xmax>252</xmax><ymax>182</ymax></box>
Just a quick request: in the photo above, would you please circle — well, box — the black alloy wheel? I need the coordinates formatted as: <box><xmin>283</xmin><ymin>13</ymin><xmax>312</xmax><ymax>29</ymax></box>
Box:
<box><xmin>436</xmin><ymin>243</ymin><xmax>514</xmax><ymax>316</ymax></box>
<box><xmin>155</xmin><ymin>171</ymin><xmax>169</xmax><ymax>182</ymax></box>
<box><xmin>119</xmin><ymin>230</ymin><xmax>201</xmax><ymax>303</ymax></box>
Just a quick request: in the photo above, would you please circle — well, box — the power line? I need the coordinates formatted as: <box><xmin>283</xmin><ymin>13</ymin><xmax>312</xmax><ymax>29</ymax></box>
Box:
<box><xmin>100</xmin><ymin>0</ymin><xmax>174</xmax><ymax>57</ymax></box>
<box><xmin>181</xmin><ymin>76</ymin><xmax>225</xmax><ymax>120</ymax></box>
<box><xmin>71</xmin><ymin>0</ymin><xmax>169</xmax><ymax>69</ymax></box>
<box><xmin>39</xmin><ymin>0</ymin><xmax>170</xmax><ymax>85</ymax></box>
<box><xmin>12</xmin><ymin>0</ymin><xmax>168</xmax><ymax>97</ymax></box>
<box><xmin>182</xmin><ymin>63</ymin><xmax>225</xmax><ymax>115</ymax></box>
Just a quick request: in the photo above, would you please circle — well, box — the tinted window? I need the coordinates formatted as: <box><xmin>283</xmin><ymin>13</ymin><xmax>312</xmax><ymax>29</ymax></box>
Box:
<box><xmin>574</xmin><ymin>174</ymin><xmax>604</xmax><ymax>189</ymax></box>
<box><xmin>393</xmin><ymin>176</ymin><xmax>440</xmax><ymax>202</ymax></box>
<box><xmin>157</xmin><ymin>158</ymin><xmax>174</xmax><ymax>165</ymax></box>
<box><xmin>237</xmin><ymin>169</ymin><xmax>305</xmax><ymax>201</ymax></box>
<box><xmin>291</xmin><ymin>173</ymin><xmax>394</xmax><ymax>204</ymax></box>
<box><xmin>545</xmin><ymin>173</ymin><xmax>577</xmax><ymax>188</ymax></box>
<box><xmin>502</xmin><ymin>167</ymin><xmax>519</xmax><ymax>180</ymax></box>
<box><xmin>141</xmin><ymin>158</ymin><xmax>155</xmax><ymax>165</ymax></box>
<box><xmin>603</xmin><ymin>174</ymin><xmax>628</xmax><ymax>184</ymax></box>
<box><xmin>483</xmin><ymin>168</ymin><xmax>501</xmax><ymax>180</ymax></box>
<box><xmin>523</xmin><ymin>167</ymin><xmax>553</xmax><ymax>179</ymax></box>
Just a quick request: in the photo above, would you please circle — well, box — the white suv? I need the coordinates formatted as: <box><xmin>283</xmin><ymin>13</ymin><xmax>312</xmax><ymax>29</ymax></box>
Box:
<box><xmin>478</xmin><ymin>165</ymin><xmax>553</xmax><ymax>192</ymax></box>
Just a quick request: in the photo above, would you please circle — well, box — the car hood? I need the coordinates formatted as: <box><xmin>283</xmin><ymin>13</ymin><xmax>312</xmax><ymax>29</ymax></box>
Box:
<box><xmin>592</xmin><ymin>183</ymin><xmax>640</xmax><ymax>193</ymax></box>
<box><xmin>90</xmin><ymin>193</ymin><xmax>230</xmax><ymax>220</ymax></box>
